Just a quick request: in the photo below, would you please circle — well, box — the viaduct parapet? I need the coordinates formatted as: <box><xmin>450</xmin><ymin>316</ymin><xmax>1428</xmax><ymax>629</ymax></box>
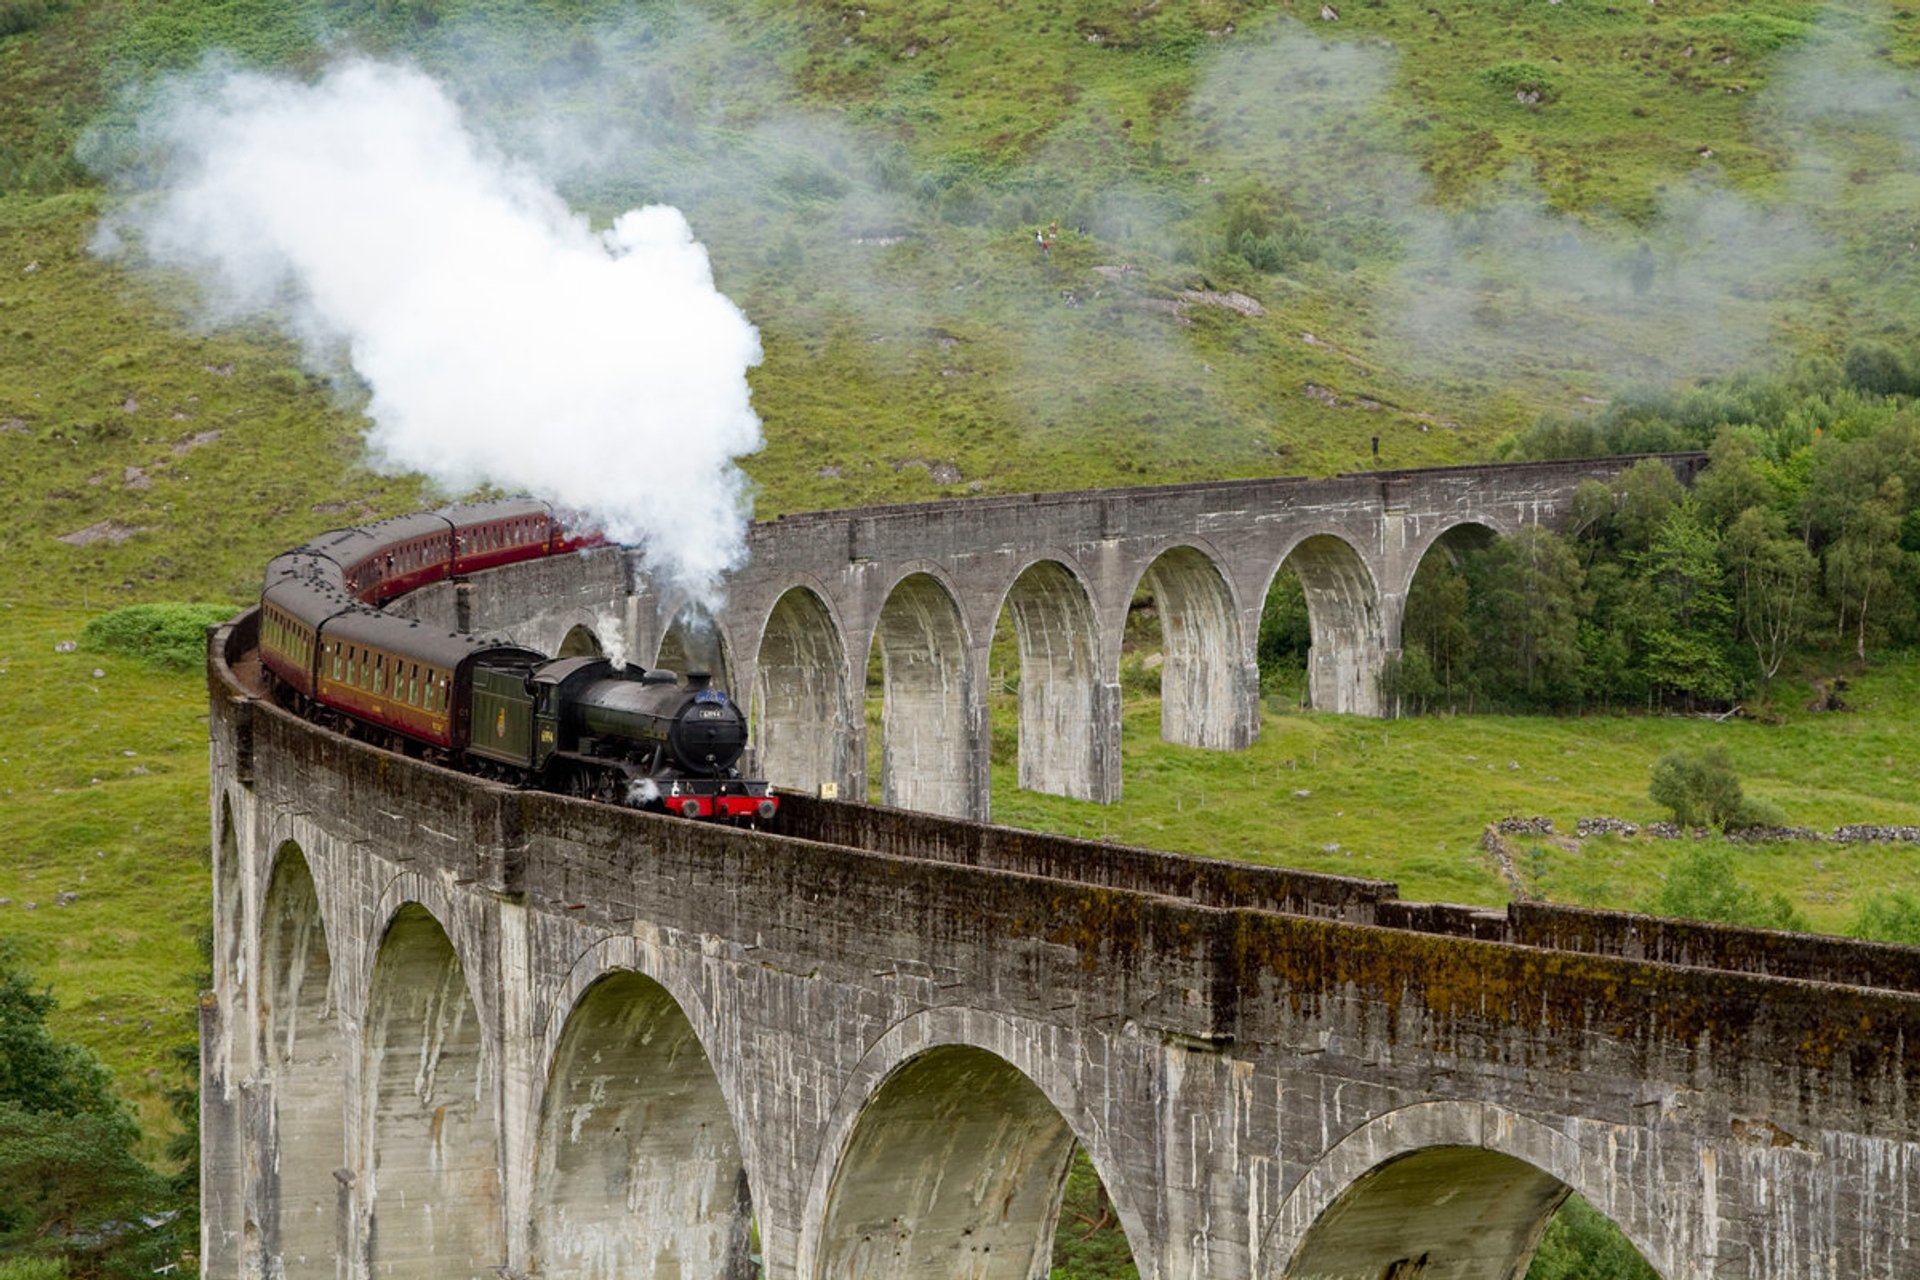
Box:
<box><xmin>390</xmin><ymin>454</ymin><xmax>1707</xmax><ymax>820</ymax></box>
<box><xmin>206</xmin><ymin>593</ymin><xmax>1920</xmax><ymax>1280</ymax></box>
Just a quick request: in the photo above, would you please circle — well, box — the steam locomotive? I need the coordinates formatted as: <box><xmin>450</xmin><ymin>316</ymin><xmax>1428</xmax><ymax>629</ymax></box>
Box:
<box><xmin>255</xmin><ymin>498</ymin><xmax>778</xmax><ymax>822</ymax></box>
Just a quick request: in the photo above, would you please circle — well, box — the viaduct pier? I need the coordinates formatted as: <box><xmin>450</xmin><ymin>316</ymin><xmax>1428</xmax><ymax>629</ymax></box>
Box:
<box><xmin>205</xmin><ymin>458</ymin><xmax>1920</xmax><ymax>1280</ymax></box>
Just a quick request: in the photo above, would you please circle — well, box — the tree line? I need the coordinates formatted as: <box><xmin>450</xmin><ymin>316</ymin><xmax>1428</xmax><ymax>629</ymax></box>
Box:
<box><xmin>1292</xmin><ymin>357</ymin><xmax>1920</xmax><ymax>714</ymax></box>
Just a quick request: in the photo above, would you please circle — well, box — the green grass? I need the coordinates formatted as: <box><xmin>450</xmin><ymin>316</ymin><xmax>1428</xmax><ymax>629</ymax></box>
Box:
<box><xmin>987</xmin><ymin>654</ymin><xmax>1920</xmax><ymax>933</ymax></box>
<box><xmin>0</xmin><ymin>604</ymin><xmax>213</xmax><ymax>1156</ymax></box>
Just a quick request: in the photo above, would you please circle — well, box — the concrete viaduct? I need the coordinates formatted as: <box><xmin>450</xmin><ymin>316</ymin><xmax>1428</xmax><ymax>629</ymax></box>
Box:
<box><xmin>205</xmin><ymin>611</ymin><xmax>1920</xmax><ymax>1280</ymax></box>
<box><xmin>204</xmin><ymin>458</ymin><xmax>1920</xmax><ymax>1280</ymax></box>
<box><xmin>390</xmin><ymin>454</ymin><xmax>1707</xmax><ymax>820</ymax></box>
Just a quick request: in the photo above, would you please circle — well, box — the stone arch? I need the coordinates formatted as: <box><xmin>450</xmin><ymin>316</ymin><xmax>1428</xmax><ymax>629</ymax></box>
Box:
<box><xmin>557</xmin><ymin>623</ymin><xmax>604</xmax><ymax>659</ymax></box>
<box><xmin>535</xmin><ymin>934</ymin><xmax>765</xmax><ymax>1199</ymax></box>
<box><xmin>362</xmin><ymin>902</ymin><xmax>503</xmax><ymax>1279</ymax></box>
<box><xmin>1262</xmin><ymin>1101</ymin><xmax>1672</xmax><ymax>1280</ymax></box>
<box><xmin>656</xmin><ymin>600</ymin><xmax>734</xmax><ymax>690</ymax></box>
<box><xmin>257</xmin><ymin>843</ymin><xmax>344</xmax><ymax>1279</ymax></box>
<box><xmin>802</xmin><ymin>1008</ymin><xmax>1147</xmax><ymax>1280</ymax></box>
<box><xmin>1131</xmin><ymin>542</ymin><xmax>1254</xmax><ymax>750</ymax></box>
<box><xmin>1267</xmin><ymin>533</ymin><xmax>1384</xmax><ymax>716</ymax></box>
<box><xmin>995</xmin><ymin>558</ymin><xmax>1115</xmax><ymax>802</ymax></box>
<box><xmin>531</xmin><ymin>969</ymin><xmax>754</xmax><ymax>1279</ymax></box>
<box><xmin>1405</xmin><ymin>519</ymin><xmax>1507</xmax><ymax>582</ymax></box>
<box><xmin>751</xmin><ymin>584</ymin><xmax>851</xmax><ymax>796</ymax></box>
<box><xmin>1390</xmin><ymin>519</ymin><xmax>1507</xmax><ymax>713</ymax></box>
<box><xmin>214</xmin><ymin>792</ymin><xmax>245</xmax><ymax>1018</ymax></box>
<box><xmin>868</xmin><ymin>569</ymin><xmax>978</xmax><ymax>817</ymax></box>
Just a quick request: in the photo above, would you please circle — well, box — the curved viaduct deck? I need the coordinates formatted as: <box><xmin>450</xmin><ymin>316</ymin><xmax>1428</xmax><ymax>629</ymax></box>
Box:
<box><xmin>206</xmin><ymin>603</ymin><xmax>1920</xmax><ymax>1279</ymax></box>
<box><xmin>389</xmin><ymin>453</ymin><xmax>1708</xmax><ymax>820</ymax></box>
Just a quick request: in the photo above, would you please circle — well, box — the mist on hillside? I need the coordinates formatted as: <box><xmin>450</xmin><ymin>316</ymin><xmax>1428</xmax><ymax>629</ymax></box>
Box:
<box><xmin>82</xmin><ymin>0</ymin><xmax>1920</xmax><ymax>513</ymax></box>
<box><xmin>88</xmin><ymin>57</ymin><xmax>764</xmax><ymax>599</ymax></box>
<box><xmin>395</xmin><ymin>1</ymin><xmax>1920</xmax><ymax>409</ymax></box>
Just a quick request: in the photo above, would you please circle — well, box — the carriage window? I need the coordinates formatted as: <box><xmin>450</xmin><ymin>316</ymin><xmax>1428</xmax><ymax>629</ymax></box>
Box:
<box><xmin>373</xmin><ymin>654</ymin><xmax>385</xmax><ymax>694</ymax></box>
<box><xmin>408</xmin><ymin>664</ymin><xmax>419</xmax><ymax>705</ymax></box>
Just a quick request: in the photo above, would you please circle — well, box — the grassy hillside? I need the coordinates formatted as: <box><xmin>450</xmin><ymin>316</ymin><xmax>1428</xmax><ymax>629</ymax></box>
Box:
<box><xmin>6</xmin><ymin>0</ymin><xmax>1920</xmax><ymax>1271</ymax></box>
<box><xmin>7</xmin><ymin>1</ymin><xmax>1920</xmax><ymax>608</ymax></box>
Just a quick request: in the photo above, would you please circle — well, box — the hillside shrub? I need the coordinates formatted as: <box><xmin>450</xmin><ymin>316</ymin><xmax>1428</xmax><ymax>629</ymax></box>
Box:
<box><xmin>1725</xmin><ymin>795</ymin><xmax>1787</xmax><ymax>832</ymax></box>
<box><xmin>1478</xmin><ymin>61</ymin><xmax>1558</xmax><ymax>105</ymax></box>
<box><xmin>80</xmin><ymin>603</ymin><xmax>238</xmax><ymax>672</ymax></box>
<box><xmin>1211</xmin><ymin>188</ymin><xmax>1316</xmax><ymax>275</ymax></box>
<box><xmin>1647</xmin><ymin>847</ymin><xmax>1803</xmax><ymax>930</ymax></box>
<box><xmin>1852</xmin><ymin>891</ymin><xmax>1920</xmax><ymax>946</ymax></box>
<box><xmin>0</xmin><ymin>0</ymin><xmax>63</xmax><ymax>39</ymax></box>
<box><xmin>1647</xmin><ymin>747</ymin><xmax>1743</xmax><ymax>830</ymax></box>
<box><xmin>1686</xmin><ymin>11</ymin><xmax>1816</xmax><ymax>56</ymax></box>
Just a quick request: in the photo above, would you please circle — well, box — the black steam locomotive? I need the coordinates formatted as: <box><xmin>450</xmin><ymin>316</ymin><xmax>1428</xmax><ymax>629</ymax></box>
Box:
<box><xmin>255</xmin><ymin>498</ymin><xmax>777</xmax><ymax>822</ymax></box>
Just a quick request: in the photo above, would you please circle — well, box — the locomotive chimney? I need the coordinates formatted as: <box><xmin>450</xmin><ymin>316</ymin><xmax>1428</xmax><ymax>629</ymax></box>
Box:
<box><xmin>686</xmin><ymin>669</ymin><xmax>712</xmax><ymax>689</ymax></box>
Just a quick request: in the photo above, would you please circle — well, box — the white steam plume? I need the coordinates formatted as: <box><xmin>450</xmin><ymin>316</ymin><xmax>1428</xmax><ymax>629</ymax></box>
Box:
<box><xmin>95</xmin><ymin>58</ymin><xmax>763</xmax><ymax>596</ymax></box>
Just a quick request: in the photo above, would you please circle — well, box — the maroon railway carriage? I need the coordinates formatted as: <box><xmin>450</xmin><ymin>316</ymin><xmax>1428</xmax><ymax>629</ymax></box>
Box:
<box><xmin>258</xmin><ymin>556</ymin><xmax>354</xmax><ymax>700</ymax></box>
<box><xmin>444</xmin><ymin>498</ymin><xmax>560</xmax><ymax>578</ymax></box>
<box><xmin>314</xmin><ymin>606</ymin><xmax>542</xmax><ymax>750</ymax></box>
<box><xmin>336</xmin><ymin>513</ymin><xmax>461</xmax><ymax>604</ymax></box>
<box><xmin>290</xmin><ymin>501</ymin><xmax>605</xmax><ymax>609</ymax></box>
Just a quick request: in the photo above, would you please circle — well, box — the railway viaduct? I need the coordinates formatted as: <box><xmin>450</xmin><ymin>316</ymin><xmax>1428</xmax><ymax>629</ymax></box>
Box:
<box><xmin>206</xmin><ymin>611</ymin><xmax>1920</xmax><ymax>1280</ymax></box>
<box><xmin>205</xmin><ymin>457</ymin><xmax>1920</xmax><ymax>1280</ymax></box>
<box><xmin>391</xmin><ymin>453</ymin><xmax>1708</xmax><ymax>820</ymax></box>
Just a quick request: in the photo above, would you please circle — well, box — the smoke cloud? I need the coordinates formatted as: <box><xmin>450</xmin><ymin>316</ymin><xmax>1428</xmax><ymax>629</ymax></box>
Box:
<box><xmin>93</xmin><ymin>58</ymin><xmax>764</xmax><ymax>596</ymax></box>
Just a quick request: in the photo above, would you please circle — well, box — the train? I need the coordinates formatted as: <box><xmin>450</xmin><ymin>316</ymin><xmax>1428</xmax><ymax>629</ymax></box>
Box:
<box><xmin>254</xmin><ymin>497</ymin><xmax>778</xmax><ymax>822</ymax></box>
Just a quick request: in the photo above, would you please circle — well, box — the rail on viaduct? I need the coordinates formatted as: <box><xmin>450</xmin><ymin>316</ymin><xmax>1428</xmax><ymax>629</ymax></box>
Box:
<box><xmin>205</xmin><ymin>460</ymin><xmax>1920</xmax><ymax>1280</ymax></box>
<box><xmin>388</xmin><ymin>455</ymin><xmax>1705</xmax><ymax>819</ymax></box>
